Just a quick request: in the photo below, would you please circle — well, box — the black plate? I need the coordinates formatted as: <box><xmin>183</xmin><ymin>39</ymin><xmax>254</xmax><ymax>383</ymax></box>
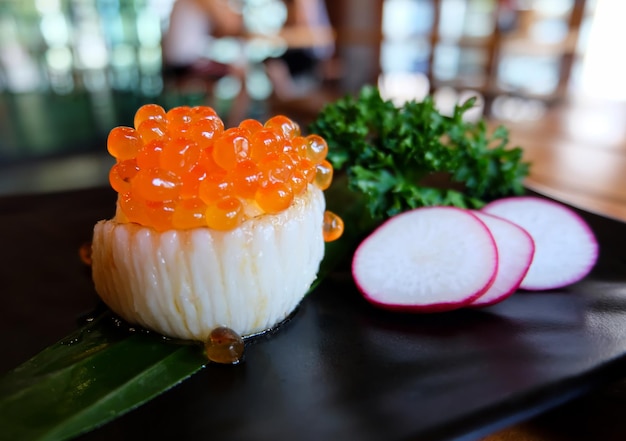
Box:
<box><xmin>2</xmin><ymin>187</ymin><xmax>626</xmax><ymax>441</ymax></box>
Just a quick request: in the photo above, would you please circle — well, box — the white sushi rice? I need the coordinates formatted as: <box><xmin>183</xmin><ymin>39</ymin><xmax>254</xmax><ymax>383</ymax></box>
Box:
<box><xmin>91</xmin><ymin>185</ymin><xmax>326</xmax><ymax>340</ymax></box>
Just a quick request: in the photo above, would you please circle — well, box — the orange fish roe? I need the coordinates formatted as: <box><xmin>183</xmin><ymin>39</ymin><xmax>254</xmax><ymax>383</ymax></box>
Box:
<box><xmin>323</xmin><ymin>210</ymin><xmax>344</xmax><ymax>242</ymax></box>
<box><xmin>107</xmin><ymin>104</ymin><xmax>343</xmax><ymax>238</ymax></box>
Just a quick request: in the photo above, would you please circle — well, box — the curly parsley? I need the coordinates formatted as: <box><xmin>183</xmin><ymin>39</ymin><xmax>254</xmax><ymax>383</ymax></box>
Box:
<box><xmin>309</xmin><ymin>86</ymin><xmax>530</xmax><ymax>220</ymax></box>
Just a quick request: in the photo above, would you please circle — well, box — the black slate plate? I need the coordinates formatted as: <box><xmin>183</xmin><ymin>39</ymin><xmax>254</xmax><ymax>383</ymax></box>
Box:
<box><xmin>2</xmin><ymin>187</ymin><xmax>626</xmax><ymax>441</ymax></box>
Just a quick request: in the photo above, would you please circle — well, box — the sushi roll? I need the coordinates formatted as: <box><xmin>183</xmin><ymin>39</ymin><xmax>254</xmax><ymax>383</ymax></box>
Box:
<box><xmin>91</xmin><ymin>105</ymin><xmax>343</xmax><ymax>341</ymax></box>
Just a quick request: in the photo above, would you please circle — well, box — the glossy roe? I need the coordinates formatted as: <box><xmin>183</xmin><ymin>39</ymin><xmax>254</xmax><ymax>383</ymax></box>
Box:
<box><xmin>107</xmin><ymin>104</ymin><xmax>341</xmax><ymax>238</ymax></box>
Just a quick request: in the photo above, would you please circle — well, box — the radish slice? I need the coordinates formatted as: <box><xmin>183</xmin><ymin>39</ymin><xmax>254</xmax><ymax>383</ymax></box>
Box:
<box><xmin>469</xmin><ymin>211</ymin><xmax>535</xmax><ymax>306</ymax></box>
<box><xmin>483</xmin><ymin>196</ymin><xmax>598</xmax><ymax>291</ymax></box>
<box><xmin>352</xmin><ymin>207</ymin><xmax>498</xmax><ymax>312</ymax></box>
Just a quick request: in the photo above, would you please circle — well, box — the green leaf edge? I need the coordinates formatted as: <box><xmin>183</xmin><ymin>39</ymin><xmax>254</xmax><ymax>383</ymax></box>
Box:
<box><xmin>0</xmin><ymin>313</ymin><xmax>207</xmax><ymax>441</ymax></box>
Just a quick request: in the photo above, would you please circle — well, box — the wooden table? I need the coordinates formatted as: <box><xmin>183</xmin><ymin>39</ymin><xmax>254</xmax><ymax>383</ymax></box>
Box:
<box><xmin>499</xmin><ymin>96</ymin><xmax>626</xmax><ymax>223</ymax></box>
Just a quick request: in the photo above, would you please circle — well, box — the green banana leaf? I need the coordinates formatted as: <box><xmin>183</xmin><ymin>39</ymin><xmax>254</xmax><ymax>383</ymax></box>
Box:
<box><xmin>0</xmin><ymin>176</ymin><xmax>367</xmax><ymax>441</ymax></box>
<box><xmin>0</xmin><ymin>314</ymin><xmax>207</xmax><ymax>441</ymax></box>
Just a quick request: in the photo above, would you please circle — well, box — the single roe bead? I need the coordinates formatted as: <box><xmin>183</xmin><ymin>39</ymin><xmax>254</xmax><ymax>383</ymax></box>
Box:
<box><xmin>255</xmin><ymin>181</ymin><xmax>294</xmax><ymax>214</ymax></box>
<box><xmin>314</xmin><ymin>159</ymin><xmax>333</xmax><ymax>190</ymax></box>
<box><xmin>107</xmin><ymin>126</ymin><xmax>142</xmax><ymax>161</ymax></box>
<box><xmin>172</xmin><ymin>197</ymin><xmax>207</xmax><ymax>230</ymax></box>
<box><xmin>118</xmin><ymin>191</ymin><xmax>149</xmax><ymax>225</ymax></box>
<box><xmin>138</xmin><ymin>119</ymin><xmax>167</xmax><ymax>145</ymax></box>
<box><xmin>166</xmin><ymin>106</ymin><xmax>193</xmax><ymax>133</ymax></box>
<box><xmin>190</xmin><ymin>118</ymin><xmax>224</xmax><ymax>147</ymax></box>
<box><xmin>180</xmin><ymin>164</ymin><xmax>206</xmax><ymax>199</ymax></box>
<box><xmin>144</xmin><ymin>200</ymin><xmax>176</xmax><ymax>232</ymax></box>
<box><xmin>264</xmin><ymin>115</ymin><xmax>300</xmax><ymax>139</ymax></box>
<box><xmin>134</xmin><ymin>104</ymin><xmax>166</xmax><ymax>129</ymax></box>
<box><xmin>299</xmin><ymin>158</ymin><xmax>317</xmax><ymax>183</ymax></box>
<box><xmin>212</xmin><ymin>127</ymin><xmax>250</xmax><ymax>170</ymax></box>
<box><xmin>258</xmin><ymin>152</ymin><xmax>293</xmax><ymax>184</ymax></box>
<box><xmin>132</xmin><ymin>168</ymin><xmax>182</xmax><ymax>202</ymax></box>
<box><xmin>231</xmin><ymin>160</ymin><xmax>261</xmax><ymax>199</ymax></box>
<box><xmin>192</xmin><ymin>105</ymin><xmax>219</xmax><ymax>121</ymax></box>
<box><xmin>289</xmin><ymin>170</ymin><xmax>307</xmax><ymax>196</ymax></box>
<box><xmin>109</xmin><ymin>159</ymin><xmax>139</xmax><ymax>194</ymax></box>
<box><xmin>239</xmin><ymin>118</ymin><xmax>263</xmax><ymax>135</ymax></box>
<box><xmin>323</xmin><ymin>210</ymin><xmax>344</xmax><ymax>242</ymax></box>
<box><xmin>160</xmin><ymin>138</ymin><xmax>201</xmax><ymax>174</ymax></box>
<box><xmin>213</xmin><ymin>128</ymin><xmax>250</xmax><ymax>170</ymax></box>
<box><xmin>290</xmin><ymin>136</ymin><xmax>307</xmax><ymax>156</ymax></box>
<box><xmin>305</xmin><ymin>134</ymin><xmax>328</xmax><ymax>164</ymax></box>
<box><xmin>136</xmin><ymin>140</ymin><xmax>164</xmax><ymax>170</ymax></box>
<box><xmin>204</xmin><ymin>326</ymin><xmax>244</xmax><ymax>364</ymax></box>
<box><xmin>249</xmin><ymin>128</ymin><xmax>283</xmax><ymax>161</ymax></box>
<box><xmin>205</xmin><ymin>196</ymin><xmax>243</xmax><ymax>230</ymax></box>
<box><xmin>198</xmin><ymin>172</ymin><xmax>233</xmax><ymax>203</ymax></box>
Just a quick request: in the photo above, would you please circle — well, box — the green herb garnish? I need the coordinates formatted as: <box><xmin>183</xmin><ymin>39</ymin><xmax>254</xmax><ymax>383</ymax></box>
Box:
<box><xmin>309</xmin><ymin>86</ymin><xmax>530</xmax><ymax>220</ymax></box>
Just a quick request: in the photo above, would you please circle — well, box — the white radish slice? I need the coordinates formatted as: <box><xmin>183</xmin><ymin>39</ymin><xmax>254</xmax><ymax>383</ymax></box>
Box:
<box><xmin>352</xmin><ymin>206</ymin><xmax>498</xmax><ymax>312</ymax></box>
<box><xmin>469</xmin><ymin>211</ymin><xmax>535</xmax><ymax>306</ymax></box>
<box><xmin>483</xmin><ymin>196</ymin><xmax>598</xmax><ymax>291</ymax></box>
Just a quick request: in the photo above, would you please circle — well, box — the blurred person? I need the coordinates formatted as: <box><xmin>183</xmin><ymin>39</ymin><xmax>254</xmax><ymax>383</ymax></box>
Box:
<box><xmin>163</xmin><ymin>0</ymin><xmax>332</xmax><ymax>83</ymax></box>
<box><xmin>162</xmin><ymin>0</ymin><xmax>334</xmax><ymax>122</ymax></box>
<box><xmin>162</xmin><ymin>0</ymin><xmax>244</xmax><ymax>83</ymax></box>
<box><xmin>267</xmin><ymin>0</ymin><xmax>335</xmax><ymax>99</ymax></box>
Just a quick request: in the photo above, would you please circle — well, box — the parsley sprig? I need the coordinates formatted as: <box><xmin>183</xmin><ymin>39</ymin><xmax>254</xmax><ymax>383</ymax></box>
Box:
<box><xmin>309</xmin><ymin>86</ymin><xmax>530</xmax><ymax>220</ymax></box>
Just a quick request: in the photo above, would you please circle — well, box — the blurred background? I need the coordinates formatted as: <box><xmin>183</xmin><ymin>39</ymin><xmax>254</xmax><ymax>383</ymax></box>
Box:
<box><xmin>0</xmin><ymin>0</ymin><xmax>621</xmax><ymax>197</ymax></box>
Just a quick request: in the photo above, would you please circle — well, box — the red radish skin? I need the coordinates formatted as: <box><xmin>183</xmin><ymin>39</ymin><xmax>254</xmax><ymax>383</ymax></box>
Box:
<box><xmin>469</xmin><ymin>211</ymin><xmax>535</xmax><ymax>307</ymax></box>
<box><xmin>352</xmin><ymin>207</ymin><xmax>498</xmax><ymax>312</ymax></box>
<box><xmin>483</xmin><ymin>196</ymin><xmax>598</xmax><ymax>291</ymax></box>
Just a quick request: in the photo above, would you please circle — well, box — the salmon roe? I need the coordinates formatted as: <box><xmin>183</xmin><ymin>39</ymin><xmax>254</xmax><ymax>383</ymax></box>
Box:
<box><xmin>107</xmin><ymin>104</ymin><xmax>343</xmax><ymax>240</ymax></box>
<box><xmin>205</xmin><ymin>326</ymin><xmax>244</xmax><ymax>364</ymax></box>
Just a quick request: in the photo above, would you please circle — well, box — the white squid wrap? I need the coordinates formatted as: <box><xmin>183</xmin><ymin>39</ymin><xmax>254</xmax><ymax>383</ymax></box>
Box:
<box><xmin>91</xmin><ymin>185</ymin><xmax>326</xmax><ymax>341</ymax></box>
